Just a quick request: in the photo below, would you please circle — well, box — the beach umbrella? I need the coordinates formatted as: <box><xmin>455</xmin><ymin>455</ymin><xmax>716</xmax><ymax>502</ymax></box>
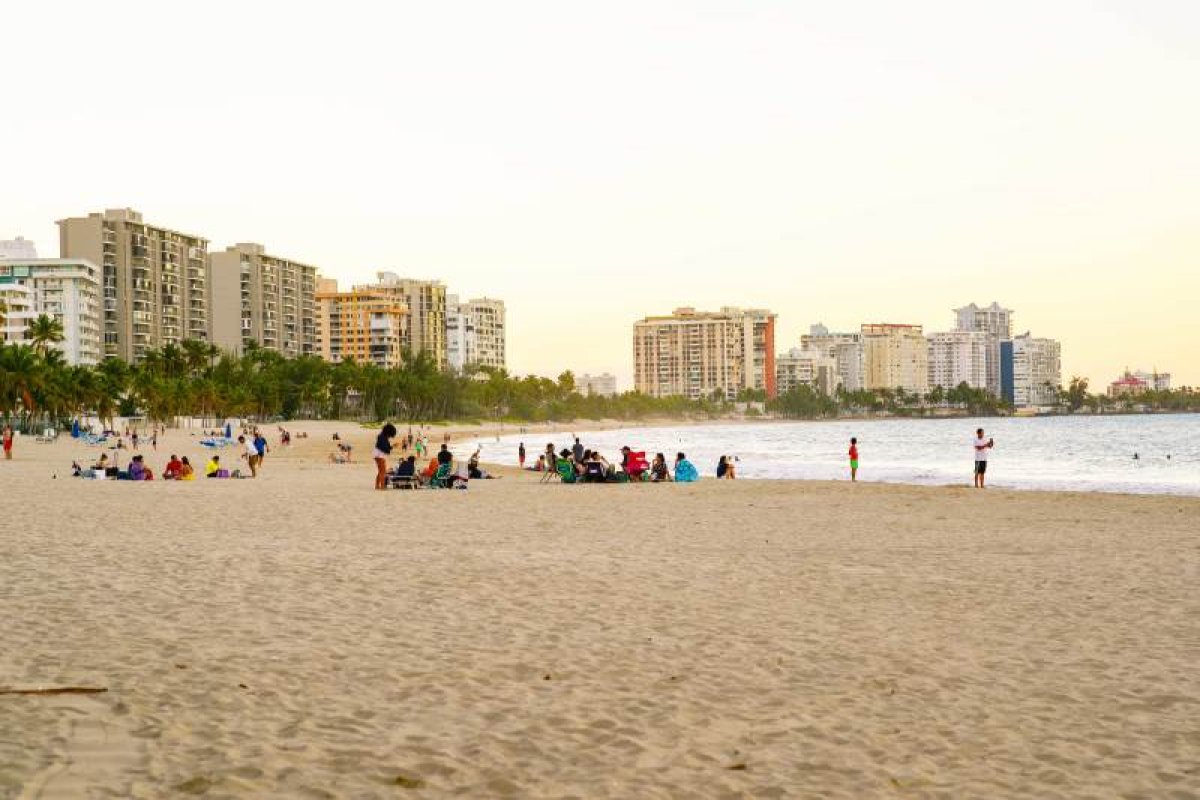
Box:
<box><xmin>225</xmin><ymin>422</ymin><xmax>232</xmax><ymax>439</ymax></box>
<box><xmin>71</xmin><ymin>419</ymin><xmax>80</xmax><ymax>438</ymax></box>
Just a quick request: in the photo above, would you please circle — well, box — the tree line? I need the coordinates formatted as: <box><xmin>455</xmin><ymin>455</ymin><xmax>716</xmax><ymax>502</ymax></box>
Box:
<box><xmin>1</xmin><ymin>328</ymin><xmax>1196</xmax><ymax>429</ymax></box>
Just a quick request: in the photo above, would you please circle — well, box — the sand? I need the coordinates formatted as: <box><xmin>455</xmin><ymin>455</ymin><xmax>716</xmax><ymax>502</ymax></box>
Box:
<box><xmin>1</xmin><ymin>421</ymin><xmax>1198</xmax><ymax>799</ymax></box>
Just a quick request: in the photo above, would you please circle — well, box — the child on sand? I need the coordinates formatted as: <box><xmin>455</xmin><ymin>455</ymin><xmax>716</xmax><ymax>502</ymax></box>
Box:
<box><xmin>849</xmin><ymin>437</ymin><xmax>859</xmax><ymax>481</ymax></box>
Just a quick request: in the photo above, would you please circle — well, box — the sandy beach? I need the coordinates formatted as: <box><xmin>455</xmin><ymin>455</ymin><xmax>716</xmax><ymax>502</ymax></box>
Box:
<box><xmin>2</xmin><ymin>421</ymin><xmax>1198</xmax><ymax>799</ymax></box>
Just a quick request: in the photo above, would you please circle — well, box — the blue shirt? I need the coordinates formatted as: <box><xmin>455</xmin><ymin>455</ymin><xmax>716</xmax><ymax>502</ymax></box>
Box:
<box><xmin>254</xmin><ymin>436</ymin><xmax>267</xmax><ymax>456</ymax></box>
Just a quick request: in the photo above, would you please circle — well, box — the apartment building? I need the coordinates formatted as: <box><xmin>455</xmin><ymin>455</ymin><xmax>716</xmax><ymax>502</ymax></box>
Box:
<box><xmin>58</xmin><ymin>208</ymin><xmax>209</xmax><ymax>361</ymax></box>
<box><xmin>578</xmin><ymin>373</ymin><xmax>618</xmax><ymax>397</ymax></box>
<box><xmin>1011</xmin><ymin>332</ymin><xmax>1061</xmax><ymax>407</ymax></box>
<box><xmin>446</xmin><ymin>294</ymin><xmax>506</xmax><ymax>372</ymax></box>
<box><xmin>633</xmin><ymin>306</ymin><xmax>777</xmax><ymax>400</ymax></box>
<box><xmin>359</xmin><ymin>273</ymin><xmax>446</xmax><ymax>369</ymax></box>
<box><xmin>800</xmin><ymin>324</ymin><xmax>863</xmax><ymax>391</ymax></box>
<box><xmin>0</xmin><ymin>259</ymin><xmax>102</xmax><ymax>364</ymax></box>
<box><xmin>776</xmin><ymin>347</ymin><xmax>839</xmax><ymax>395</ymax></box>
<box><xmin>926</xmin><ymin>329</ymin><xmax>991</xmax><ymax>392</ymax></box>
<box><xmin>314</xmin><ymin>279</ymin><xmax>408</xmax><ymax>368</ymax></box>
<box><xmin>210</xmin><ymin>243</ymin><xmax>317</xmax><ymax>357</ymax></box>
<box><xmin>0</xmin><ymin>280</ymin><xmax>35</xmax><ymax>345</ymax></box>
<box><xmin>954</xmin><ymin>302</ymin><xmax>1014</xmax><ymax>396</ymax></box>
<box><xmin>860</xmin><ymin>323</ymin><xmax>929</xmax><ymax>395</ymax></box>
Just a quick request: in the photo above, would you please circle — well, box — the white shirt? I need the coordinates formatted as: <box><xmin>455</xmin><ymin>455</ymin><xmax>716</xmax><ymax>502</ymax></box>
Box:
<box><xmin>244</xmin><ymin>442</ymin><xmax>257</xmax><ymax>458</ymax></box>
<box><xmin>973</xmin><ymin>436</ymin><xmax>990</xmax><ymax>461</ymax></box>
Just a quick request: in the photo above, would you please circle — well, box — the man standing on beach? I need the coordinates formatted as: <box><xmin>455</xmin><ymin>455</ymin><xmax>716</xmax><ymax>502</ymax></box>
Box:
<box><xmin>848</xmin><ymin>437</ymin><xmax>859</xmax><ymax>482</ymax></box>
<box><xmin>253</xmin><ymin>430</ymin><xmax>268</xmax><ymax>473</ymax></box>
<box><xmin>437</xmin><ymin>443</ymin><xmax>453</xmax><ymax>466</ymax></box>
<box><xmin>518</xmin><ymin>442</ymin><xmax>526</xmax><ymax>469</ymax></box>
<box><xmin>572</xmin><ymin>437</ymin><xmax>584</xmax><ymax>464</ymax></box>
<box><xmin>973</xmin><ymin>427</ymin><xmax>994</xmax><ymax>488</ymax></box>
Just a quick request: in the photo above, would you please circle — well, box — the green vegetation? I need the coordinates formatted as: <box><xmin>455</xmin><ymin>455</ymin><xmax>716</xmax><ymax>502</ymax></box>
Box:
<box><xmin>0</xmin><ymin>340</ymin><xmax>732</xmax><ymax>429</ymax></box>
<box><xmin>2</xmin><ymin>339</ymin><xmax>1196</xmax><ymax>429</ymax></box>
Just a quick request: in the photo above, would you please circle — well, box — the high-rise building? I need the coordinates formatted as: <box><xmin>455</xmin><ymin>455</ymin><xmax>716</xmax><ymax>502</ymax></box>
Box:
<box><xmin>861</xmin><ymin>323</ymin><xmax>929</xmax><ymax>395</ymax></box>
<box><xmin>800</xmin><ymin>324</ymin><xmax>863</xmax><ymax>391</ymax></box>
<box><xmin>954</xmin><ymin>302</ymin><xmax>1014</xmax><ymax>396</ymax></box>
<box><xmin>926</xmin><ymin>330</ymin><xmax>991</xmax><ymax>392</ymax></box>
<box><xmin>58</xmin><ymin>208</ymin><xmax>209</xmax><ymax>361</ymax></box>
<box><xmin>0</xmin><ymin>259</ymin><xmax>103</xmax><ymax>364</ymax></box>
<box><xmin>446</xmin><ymin>294</ymin><xmax>506</xmax><ymax>372</ymax></box>
<box><xmin>358</xmin><ymin>273</ymin><xmax>447</xmax><ymax>369</ymax></box>
<box><xmin>776</xmin><ymin>347</ymin><xmax>839</xmax><ymax>395</ymax></box>
<box><xmin>314</xmin><ymin>278</ymin><xmax>408</xmax><ymax>368</ymax></box>
<box><xmin>445</xmin><ymin>296</ymin><xmax>476</xmax><ymax>372</ymax></box>
<box><xmin>0</xmin><ymin>236</ymin><xmax>38</xmax><ymax>260</ymax></box>
<box><xmin>1011</xmin><ymin>332</ymin><xmax>1061</xmax><ymax>407</ymax></box>
<box><xmin>210</xmin><ymin>243</ymin><xmax>317</xmax><ymax>357</ymax></box>
<box><xmin>0</xmin><ymin>281</ymin><xmax>35</xmax><ymax>345</ymax></box>
<box><xmin>633</xmin><ymin>306</ymin><xmax>777</xmax><ymax>400</ymax></box>
<box><xmin>578</xmin><ymin>373</ymin><xmax>618</xmax><ymax>397</ymax></box>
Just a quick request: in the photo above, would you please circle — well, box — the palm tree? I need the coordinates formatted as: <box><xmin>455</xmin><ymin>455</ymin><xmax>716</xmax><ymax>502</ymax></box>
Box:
<box><xmin>27</xmin><ymin>314</ymin><xmax>64</xmax><ymax>356</ymax></box>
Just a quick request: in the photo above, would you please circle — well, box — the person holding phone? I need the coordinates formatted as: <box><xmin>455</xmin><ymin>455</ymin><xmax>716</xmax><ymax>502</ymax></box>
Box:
<box><xmin>973</xmin><ymin>428</ymin><xmax>994</xmax><ymax>488</ymax></box>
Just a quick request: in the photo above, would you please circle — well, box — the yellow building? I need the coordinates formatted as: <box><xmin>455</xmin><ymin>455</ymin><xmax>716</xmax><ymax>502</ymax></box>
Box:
<box><xmin>314</xmin><ymin>277</ymin><xmax>408</xmax><ymax>368</ymax></box>
<box><xmin>861</xmin><ymin>323</ymin><xmax>929</xmax><ymax>395</ymax></box>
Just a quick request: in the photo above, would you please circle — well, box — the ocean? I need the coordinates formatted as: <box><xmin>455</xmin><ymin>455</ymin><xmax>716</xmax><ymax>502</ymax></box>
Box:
<box><xmin>479</xmin><ymin>414</ymin><xmax>1200</xmax><ymax>496</ymax></box>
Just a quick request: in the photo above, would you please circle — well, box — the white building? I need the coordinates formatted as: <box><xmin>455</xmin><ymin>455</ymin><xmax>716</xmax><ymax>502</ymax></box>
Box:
<box><xmin>800</xmin><ymin>324</ymin><xmax>863</xmax><ymax>391</ymax></box>
<box><xmin>0</xmin><ymin>281</ymin><xmax>36</xmax><ymax>344</ymax></box>
<box><xmin>578</xmin><ymin>373</ymin><xmax>618</xmax><ymax>397</ymax></box>
<box><xmin>954</xmin><ymin>302</ymin><xmax>1014</xmax><ymax>396</ymax></box>
<box><xmin>0</xmin><ymin>236</ymin><xmax>38</xmax><ymax>260</ymax></box>
<box><xmin>0</xmin><ymin>259</ymin><xmax>103</xmax><ymax>364</ymax></box>
<box><xmin>446</xmin><ymin>295</ymin><xmax>506</xmax><ymax>372</ymax></box>
<box><xmin>927</xmin><ymin>330</ymin><xmax>991</xmax><ymax>392</ymax></box>
<box><xmin>776</xmin><ymin>347</ymin><xmax>839</xmax><ymax>395</ymax></box>
<box><xmin>1012</xmin><ymin>332</ymin><xmax>1061</xmax><ymax>408</ymax></box>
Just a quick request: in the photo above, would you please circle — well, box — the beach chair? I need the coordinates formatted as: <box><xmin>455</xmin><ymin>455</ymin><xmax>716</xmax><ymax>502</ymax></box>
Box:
<box><xmin>35</xmin><ymin>428</ymin><xmax>57</xmax><ymax>443</ymax></box>
<box><xmin>555</xmin><ymin>458</ymin><xmax>577</xmax><ymax>484</ymax></box>
<box><xmin>388</xmin><ymin>471</ymin><xmax>421</xmax><ymax>490</ymax></box>
<box><xmin>429</xmin><ymin>462</ymin><xmax>452</xmax><ymax>489</ymax></box>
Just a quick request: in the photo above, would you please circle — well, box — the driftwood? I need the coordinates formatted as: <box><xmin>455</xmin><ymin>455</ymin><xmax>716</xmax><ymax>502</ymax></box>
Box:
<box><xmin>0</xmin><ymin>687</ymin><xmax>108</xmax><ymax>696</ymax></box>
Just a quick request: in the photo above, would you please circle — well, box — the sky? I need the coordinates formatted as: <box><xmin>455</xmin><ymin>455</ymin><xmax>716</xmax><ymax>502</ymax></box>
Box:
<box><xmin>4</xmin><ymin>1</ymin><xmax>1199</xmax><ymax>388</ymax></box>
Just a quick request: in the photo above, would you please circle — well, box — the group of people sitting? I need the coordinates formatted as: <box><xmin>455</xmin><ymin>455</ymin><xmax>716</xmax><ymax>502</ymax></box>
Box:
<box><xmin>535</xmin><ymin>438</ymin><xmax>700</xmax><ymax>483</ymax></box>
<box><xmin>70</xmin><ymin>452</ymin><xmax>244</xmax><ymax>481</ymax></box>
<box><xmin>374</xmin><ymin>423</ymin><xmax>499</xmax><ymax>490</ymax></box>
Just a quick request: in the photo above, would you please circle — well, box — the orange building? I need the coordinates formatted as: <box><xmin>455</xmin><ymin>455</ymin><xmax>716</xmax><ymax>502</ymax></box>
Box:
<box><xmin>314</xmin><ymin>277</ymin><xmax>408</xmax><ymax>368</ymax></box>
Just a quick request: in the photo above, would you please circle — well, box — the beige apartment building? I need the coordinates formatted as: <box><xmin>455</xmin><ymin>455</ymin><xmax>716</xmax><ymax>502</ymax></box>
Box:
<box><xmin>58</xmin><ymin>208</ymin><xmax>209</xmax><ymax>361</ymax></box>
<box><xmin>357</xmin><ymin>272</ymin><xmax>447</xmax><ymax>369</ymax></box>
<box><xmin>633</xmin><ymin>306</ymin><xmax>777</xmax><ymax>400</ymax></box>
<box><xmin>210</xmin><ymin>243</ymin><xmax>317</xmax><ymax>357</ymax></box>
<box><xmin>861</xmin><ymin>323</ymin><xmax>929</xmax><ymax>395</ymax></box>
<box><xmin>314</xmin><ymin>278</ymin><xmax>408</xmax><ymax>368</ymax></box>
